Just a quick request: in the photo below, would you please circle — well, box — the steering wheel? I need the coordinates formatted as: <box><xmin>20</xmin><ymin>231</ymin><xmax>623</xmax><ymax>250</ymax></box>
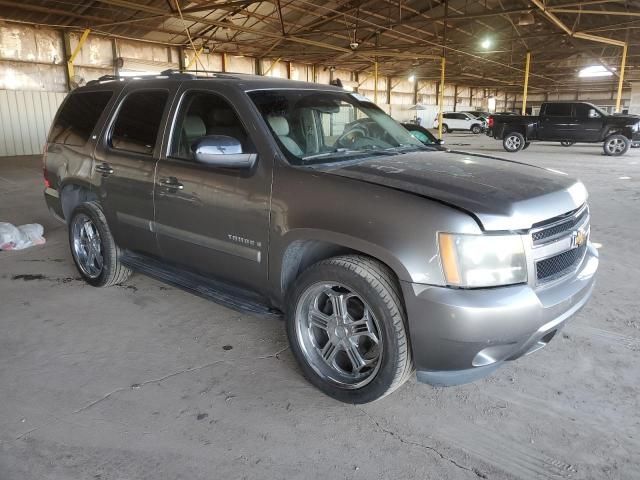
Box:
<box><xmin>336</xmin><ymin>127</ymin><xmax>367</xmax><ymax>147</ymax></box>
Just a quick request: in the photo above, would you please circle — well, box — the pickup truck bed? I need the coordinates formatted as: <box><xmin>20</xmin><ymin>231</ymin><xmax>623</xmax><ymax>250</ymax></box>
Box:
<box><xmin>487</xmin><ymin>102</ymin><xmax>640</xmax><ymax>156</ymax></box>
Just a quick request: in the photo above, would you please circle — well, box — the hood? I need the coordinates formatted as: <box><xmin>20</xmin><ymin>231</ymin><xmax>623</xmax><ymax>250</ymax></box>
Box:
<box><xmin>606</xmin><ymin>114</ymin><xmax>640</xmax><ymax>126</ymax></box>
<box><xmin>321</xmin><ymin>150</ymin><xmax>587</xmax><ymax>231</ymax></box>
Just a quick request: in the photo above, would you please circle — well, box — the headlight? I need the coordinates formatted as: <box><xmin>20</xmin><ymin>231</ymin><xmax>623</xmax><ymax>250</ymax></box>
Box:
<box><xmin>438</xmin><ymin>233</ymin><xmax>527</xmax><ymax>287</ymax></box>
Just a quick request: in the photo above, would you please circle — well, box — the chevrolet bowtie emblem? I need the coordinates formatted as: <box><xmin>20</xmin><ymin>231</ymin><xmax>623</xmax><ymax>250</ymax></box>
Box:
<box><xmin>571</xmin><ymin>228</ymin><xmax>587</xmax><ymax>248</ymax></box>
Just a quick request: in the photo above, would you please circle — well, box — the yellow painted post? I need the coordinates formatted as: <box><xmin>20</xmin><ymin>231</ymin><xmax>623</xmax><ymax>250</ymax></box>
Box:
<box><xmin>438</xmin><ymin>56</ymin><xmax>445</xmax><ymax>139</ymax></box>
<box><xmin>374</xmin><ymin>61</ymin><xmax>379</xmax><ymax>104</ymax></box>
<box><xmin>67</xmin><ymin>28</ymin><xmax>91</xmax><ymax>81</ymax></box>
<box><xmin>185</xmin><ymin>47</ymin><xmax>204</xmax><ymax>69</ymax></box>
<box><xmin>263</xmin><ymin>57</ymin><xmax>282</xmax><ymax>76</ymax></box>
<box><xmin>522</xmin><ymin>51</ymin><xmax>531</xmax><ymax>115</ymax></box>
<box><xmin>615</xmin><ymin>43</ymin><xmax>628</xmax><ymax>113</ymax></box>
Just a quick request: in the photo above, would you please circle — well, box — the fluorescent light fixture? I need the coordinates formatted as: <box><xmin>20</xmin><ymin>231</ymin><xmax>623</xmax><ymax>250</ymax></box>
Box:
<box><xmin>408</xmin><ymin>74</ymin><xmax>416</xmax><ymax>82</ymax></box>
<box><xmin>579</xmin><ymin>65</ymin><xmax>614</xmax><ymax>78</ymax></box>
<box><xmin>481</xmin><ymin>38</ymin><xmax>492</xmax><ymax>49</ymax></box>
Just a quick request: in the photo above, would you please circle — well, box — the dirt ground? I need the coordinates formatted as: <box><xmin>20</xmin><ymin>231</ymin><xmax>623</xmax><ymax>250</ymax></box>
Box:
<box><xmin>1</xmin><ymin>135</ymin><xmax>639</xmax><ymax>479</ymax></box>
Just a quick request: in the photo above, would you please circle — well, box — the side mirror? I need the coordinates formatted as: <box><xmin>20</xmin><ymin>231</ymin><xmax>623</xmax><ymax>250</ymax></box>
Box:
<box><xmin>588</xmin><ymin>109</ymin><xmax>600</xmax><ymax>119</ymax></box>
<box><xmin>191</xmin><ymin>135</ymin><xmax>256</xmax><ymax>169</ymax></box>
<box><xmin>436</xmin><ymin>138</ymin><xmax>445</xmax><ymax>145</ymax></box>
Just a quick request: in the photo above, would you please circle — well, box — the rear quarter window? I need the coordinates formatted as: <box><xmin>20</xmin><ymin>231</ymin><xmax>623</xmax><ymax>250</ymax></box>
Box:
<box><xmin>49</xmin><ymin>91</ymin><xmax>113</xmax><ymax>146</ymax></box>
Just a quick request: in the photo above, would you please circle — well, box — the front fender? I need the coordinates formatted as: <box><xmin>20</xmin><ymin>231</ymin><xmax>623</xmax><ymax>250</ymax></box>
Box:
<box><xmin>267</xmin><ymin>164</ymin><xmax>481</xmax><ymax>302</ymax></box>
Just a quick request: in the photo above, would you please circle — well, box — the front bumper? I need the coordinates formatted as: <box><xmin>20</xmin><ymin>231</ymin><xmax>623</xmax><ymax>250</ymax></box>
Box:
<box><xmin>401</xmin><ymin>243</ymin><xmax>598</xmax><ymax>386</ymax></box>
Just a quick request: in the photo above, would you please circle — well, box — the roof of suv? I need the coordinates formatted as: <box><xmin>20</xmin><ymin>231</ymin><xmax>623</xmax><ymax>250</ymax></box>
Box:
<box><xmin>83</xmin><ymin>70</ymin><xmax>344</xmax><ymax>93</ymax></box>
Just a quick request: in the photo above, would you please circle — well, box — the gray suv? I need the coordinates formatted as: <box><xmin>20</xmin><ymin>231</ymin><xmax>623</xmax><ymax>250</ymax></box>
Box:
<box><xmin>44</xmin><ymin>71</ymin><xmax>598</xmax><ymax>403</ymax></box>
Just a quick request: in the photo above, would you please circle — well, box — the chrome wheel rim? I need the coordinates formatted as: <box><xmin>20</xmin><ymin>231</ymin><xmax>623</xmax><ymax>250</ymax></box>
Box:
<box><xmin>505</xmin><ymin>135</ymin><xmax>521</xmax><ymax>150</ymax></box>
<box><xmin>71</xmin><ymin>213</ymin><xmax>103</xmax><ymax>278</ymax></box>
<box><xmin>606</xmin><ymin>138</ymin><xmax>625</xmax><ymax>154</ymax></box>
<box><xmin>295</xmin><ymin>282</ymin><xmax>383</xmax><ymax>389</ymax></box>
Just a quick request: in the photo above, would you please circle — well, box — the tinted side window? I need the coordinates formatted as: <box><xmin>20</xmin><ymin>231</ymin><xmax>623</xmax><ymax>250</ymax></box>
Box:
<box><xmin>49</xmin><ymin>91</ymin><xmax>112</xmax><ymax>146</ymax></box>
<box><xmin>544</xmin><ymin>103</ymin><xmax>572</xmax><ymax>116</ymax></box>
<box><xmin>169</xmin><ymin>91</ymin><xmax>255</xmax><ymax>161</ymax></box>
<box><xmin>574</xmin><ymin>103</ymin><xmax>597</xmax><ymax>118</ymax></box>
<box><xmin>111</xmin><ymin>90</ymin><xmax>168</xmax><ymax>155</ymax></box>
<box><xmin>443</xmin><ymin>113</ymin><xmax>452</xmax><ymax>119</ymax></box>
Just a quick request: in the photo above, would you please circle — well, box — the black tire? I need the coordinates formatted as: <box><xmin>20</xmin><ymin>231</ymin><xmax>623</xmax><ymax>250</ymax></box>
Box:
<box><xmin>560</xmin><ymin>140</ymin><xmax>575</xmax><ymax>147</ymax></box>
<box><xmin>441</xmin><ymin>124</ymin><xmax>449</xmax><ymax>133</ymax></box>
<box><xmin>503</xmin><ymin>132</ymin><xmax>525</xmax><ymax>152</ymax></box>
<box><xmin>603</xmin><ymin>134</ymin><xmax>630</xmax><ymax>156</ymax></box>
<box><xmin>68</xmin><ymin>201</ymin><xmax>132</xmax><ymax>287</ymax></box>
<box><xmin>523</xmin><ymin>142</ymin><xmax>531</xmax><ymax>150</ymax></box>
<box><xmin>471</xmin><ymin>124</ymin><xmax>482</xmax><ymax>134</ymax></box>
<box><xmin>286</xmin><ymin>255</ymin><xmax>413</xmax><ymax>403</ymax></box>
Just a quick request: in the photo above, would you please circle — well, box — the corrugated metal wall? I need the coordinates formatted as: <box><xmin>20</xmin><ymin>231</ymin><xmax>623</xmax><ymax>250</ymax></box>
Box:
<box><xmin>0</xmin><ymin>89</ymin><xmax>66</xmax><ymax>156</ymax></box>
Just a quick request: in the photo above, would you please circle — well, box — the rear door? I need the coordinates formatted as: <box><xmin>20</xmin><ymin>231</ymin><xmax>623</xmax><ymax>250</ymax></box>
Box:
<box><xmin>538</xmin><ymin>103</ymin><xmax>573</xmax><ymax>140</ymax></box>
<box><xmin>153</xmin><ymin>85</ymin><xmax>273</xmax><ymax>291</ymax></box>
<box><xmin>93</xmin><ymin>86</ymin><xmax>175</xmax><ymax>255</ymax></box>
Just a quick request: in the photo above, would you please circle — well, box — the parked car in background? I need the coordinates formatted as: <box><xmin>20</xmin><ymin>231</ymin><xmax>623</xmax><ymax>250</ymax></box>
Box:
<box><xmin>44</xmin><ymin>72</ymin><xmax>598</xmax><ymax>403</ymax></box>
<box><xmin>433</xmin><ymin>112</ymin><xmax>485</xmax><ymax>134</ymax></box>
<box><xmin>487</xmin><ymin>101</ymin><xmax>640</xmax><ymax>156</ymax></box>
<box><xmin>400</xmin><ymin>122</ymin><xmax>443</xmax><ymax>147</ymax></box>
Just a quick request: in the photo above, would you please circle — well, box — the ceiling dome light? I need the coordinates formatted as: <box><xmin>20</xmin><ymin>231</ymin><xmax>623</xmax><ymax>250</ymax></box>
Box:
<box><xmin>408</xmin><ymin>74</ymin><xmax>416</xmax><ymax>82</ymax></box>
<box><xmin>579</xmin><ymin>65</ymin><xmax>614</xmax><ymax>78</ymax></box>
<box><xmin>481</xmin><ymin>38</ymin><xmax>492</xmax><ymax>49</ymax></box>
<box><xmin>518</xmin><ymin>11</ymin><xmax>535</xmax><ymax>26</ymax></box>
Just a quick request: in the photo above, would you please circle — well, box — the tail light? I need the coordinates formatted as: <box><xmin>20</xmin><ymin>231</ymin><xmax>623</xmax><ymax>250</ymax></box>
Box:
<box><xmin>488</xmin><ymin>116</ymin><xmax>494</xmax><ymax>128</ymax></box>
<box><xmin>42</xmin><ymin>143</ymin><xmax>51</xmax><ymax>189</ymax></box>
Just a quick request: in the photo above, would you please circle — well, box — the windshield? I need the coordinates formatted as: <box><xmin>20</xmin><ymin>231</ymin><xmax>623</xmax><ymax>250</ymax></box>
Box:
<box><xmin>249</xmin><ymin>90</ymin><xmax>426</xmax><ymax>165</ymax></box>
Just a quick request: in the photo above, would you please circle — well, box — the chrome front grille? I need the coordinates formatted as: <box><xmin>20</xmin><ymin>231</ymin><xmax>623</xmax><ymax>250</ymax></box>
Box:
<box><xmin>531</xmin><ymin>207</ymin><xmax>589</xmax><ymax>245</ymax></box>
<box><xmin>536</xmin><ymin>243</ymin><xmax>587</xmax><ymax>281</ymax></box>
<box><xmin>531</xmin><ymin>205</ymin><xmax>590</xmax><ymax>285</ymax></box>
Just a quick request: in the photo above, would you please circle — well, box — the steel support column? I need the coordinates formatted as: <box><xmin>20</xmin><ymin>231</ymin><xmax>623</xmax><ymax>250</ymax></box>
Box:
<box><xmin>522</xmin><ymin>51</ymin><xmax>531</xmax><ymax>115</ymax></box>
<box><xmin>438</xmin><ymin>56</ymin><xmax>445</xmax><ymax>139</ymax></box>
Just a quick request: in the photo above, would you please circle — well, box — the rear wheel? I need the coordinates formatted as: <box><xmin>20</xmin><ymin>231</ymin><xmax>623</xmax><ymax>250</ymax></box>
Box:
<box><xmin>471</xmin><ymin>124</ymin><xmax>482</xmax><ymax>134</ymax></box>
<box><xmin>69</xmin><ymin>202</ymin><xmax>132</xmax><ymax>287</ymax></box>
<box><xmin>441</xmin><ymin>124</ymin><xmax>449</xmax><ymax>133</ymax></box>
<box><xmin>560</xmin><ymin>140</ymin><xmax>575</xmax><ymax>147</ymax></box>
<box><xmin>603</xmin><ymin>135</ymin><xmax>630</xmax><ymax>156</ymax></box>
<box><xmin>286</xmin><ymin>255</ymin><xmax>413</xmax><ymax>403</ymax></box>
<box><xmin>503</xmin><ymin>132</ymin><xmax>525</xmax><ymax>152</ymax></box>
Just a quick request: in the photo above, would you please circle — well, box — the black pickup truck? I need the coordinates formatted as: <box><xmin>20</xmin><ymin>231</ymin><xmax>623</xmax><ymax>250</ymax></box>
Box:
<box><xmin>487</xmin><ymin>101</ymin><xmax>640</xmax><ymax>156</ymax></box>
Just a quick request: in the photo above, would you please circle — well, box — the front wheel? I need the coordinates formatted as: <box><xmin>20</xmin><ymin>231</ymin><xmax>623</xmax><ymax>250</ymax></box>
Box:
<box><xmin>503</xmin><ymin>132</ymin><xmax>525</xmax><ymax>152</ymax></box>
<box><xmin>286</xmin><ymin>255</ymin><xmax>413</xmax><ymax>403</ymax></box>
<box><xmin>471</xmin><ymin>124</ymin><xmax>482</xmax><ymax>134</ymax></box>
<box><xmin>603</xmin><ymin>135</ymin><xmax>630</xmax><ymax>156</ymax></box>
<box><xmin>69</xmin><ymin>202</ymin><xmax>132</xmax><ymax>287</ymax></box>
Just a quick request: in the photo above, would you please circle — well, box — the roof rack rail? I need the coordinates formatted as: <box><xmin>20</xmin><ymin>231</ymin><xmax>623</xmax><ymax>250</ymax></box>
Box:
<box><xmin>160</xmin><ymin>68</ymin><xmax>248</xmax><ymax>77</ymax></box>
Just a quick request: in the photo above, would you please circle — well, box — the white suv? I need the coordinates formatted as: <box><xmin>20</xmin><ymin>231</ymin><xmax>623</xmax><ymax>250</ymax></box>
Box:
<box><xmin>434</xmin><ymin>112</ymin><xmax>484</xmax><ymax>134</ymax></box>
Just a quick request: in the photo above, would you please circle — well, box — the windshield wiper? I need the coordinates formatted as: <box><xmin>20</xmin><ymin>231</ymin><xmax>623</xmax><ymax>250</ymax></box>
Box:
<box><xmin>301</xmin><ymin>148</ymin><xmax>360</xmax><ymax>161</ymax></box>
<box><xmin>385</xmin><ymin>143</ymin><xmax>432</xmax><ymax>152</ymax></box>
<box><xmin>302</xmin><ymin>147</ymin><xmax>396</xmax><ymax>161</ymax></box>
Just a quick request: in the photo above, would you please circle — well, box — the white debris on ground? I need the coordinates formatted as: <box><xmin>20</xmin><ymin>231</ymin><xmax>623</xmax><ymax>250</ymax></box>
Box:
<box><xmin>0</xmin><ymin>223</ymin><xmax>46</xmax><ymax>250</ymax></box>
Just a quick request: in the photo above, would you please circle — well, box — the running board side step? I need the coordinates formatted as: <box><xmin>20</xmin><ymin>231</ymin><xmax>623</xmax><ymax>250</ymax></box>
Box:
<box><xmin>121</xmin><ymin>252</ymin><xmax>278</xmax><ymax>317</ymax></box>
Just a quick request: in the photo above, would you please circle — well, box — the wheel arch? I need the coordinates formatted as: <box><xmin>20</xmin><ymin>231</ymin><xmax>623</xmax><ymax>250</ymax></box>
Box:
<box><xmin>503</xmin><ymin>126</ymin><xmax>527</xmax><ymax>138</ymax></box>
<box><xmin>60</xmin><ymin>181</ymin><xmax>97</xmax><ymax>222</ymax></box>
<box><xmin>276</xmin><ymin>233</ymin><xmax>409</xmax><ymax>308</ymax></box>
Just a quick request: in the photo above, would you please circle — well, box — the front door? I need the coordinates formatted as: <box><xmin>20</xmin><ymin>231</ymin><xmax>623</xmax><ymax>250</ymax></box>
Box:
<box><xmin>572</xmin><ymin>103</ymin><xmax>604</xmax><ymax>141</ymax></box>
<box><xmin>93</xmin><ymin>87</ymin><xmax>174</xmax><ymax>256</ymax></box>
<box><xmin>154</xmin><ymin>87</ymin><xmax>272</xmax><ymax>291</ymax></box>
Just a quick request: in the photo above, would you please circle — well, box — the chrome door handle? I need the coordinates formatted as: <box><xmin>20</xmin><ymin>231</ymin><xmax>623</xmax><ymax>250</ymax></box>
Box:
<box><xmin>95</xmin><ymin>163</ymin><xmax>114</xmax><ymax>175</ymax></box>
<box><xmin>159</xmin><ymin>177</ymin><xmax>184</xmax><ymax>189</ymax></box>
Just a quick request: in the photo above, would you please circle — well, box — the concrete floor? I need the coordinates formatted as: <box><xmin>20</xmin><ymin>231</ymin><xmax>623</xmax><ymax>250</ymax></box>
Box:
<box><xmin>1</xmin><ymin>136</ymin><xmax>639</xmax><ymax>480</ymax></box>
